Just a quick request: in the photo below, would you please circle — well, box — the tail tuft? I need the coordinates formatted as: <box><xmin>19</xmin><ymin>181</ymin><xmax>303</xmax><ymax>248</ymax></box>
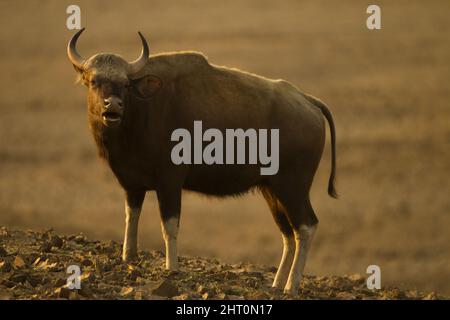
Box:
<box><xmin>328</xmin><ymin>178</ymin><xmax>338</xmax><ymax>199</ymax></box>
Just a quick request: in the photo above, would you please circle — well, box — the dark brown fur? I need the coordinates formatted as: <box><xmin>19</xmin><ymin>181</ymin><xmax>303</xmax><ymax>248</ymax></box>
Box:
<box><xmin>73</xmin><ymin>50</ymin><xmax>337</xmax><ymax>254</ymax></box>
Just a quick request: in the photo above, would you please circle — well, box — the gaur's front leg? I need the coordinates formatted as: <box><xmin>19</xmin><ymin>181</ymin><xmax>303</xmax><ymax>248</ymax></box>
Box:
<box><xmin>157</xmin><ymin>186</ymin><xmax>182</xmax><ymax>271</ymax></box>
<box><xmin>122</xmin><ymin>190</ymin><xmax>145</xmax><ymax>262</ymax></box>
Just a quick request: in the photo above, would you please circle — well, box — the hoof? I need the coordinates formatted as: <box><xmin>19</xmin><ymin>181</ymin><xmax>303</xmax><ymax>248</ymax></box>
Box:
<box><xmin>165</xmin><ymin>264</ymin><xmax>179</xmax><ymax>271</ymax></box>
<box><xmin>283</xmin><ymin>288</ymin><xmax>298</xmax><ymax>295</ymax></box>
<box><xmin>122</xmin><ymin>252</ymin><xmax>137</xmax><ymax>262</ymax></box>
<box><xmin>283</xmin><ymin>284</ymin><xmax>299</xmax><ymax>295</ymax></box>
<box><xmin>271</xmin><ymin>282</ymin><xmax>286</xmax><ymax>291</ymax></box>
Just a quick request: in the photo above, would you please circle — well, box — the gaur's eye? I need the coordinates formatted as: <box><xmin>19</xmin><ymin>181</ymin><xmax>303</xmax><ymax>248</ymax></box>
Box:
<box><xmin>90</xmin><ymin>79</ymin><xmax>97</xmax><ymax>87</ymax></box>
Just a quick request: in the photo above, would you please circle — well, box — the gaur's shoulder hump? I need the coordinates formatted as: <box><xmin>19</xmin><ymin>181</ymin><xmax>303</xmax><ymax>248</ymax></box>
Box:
<box><xmin>132</xmin><ymin>51</ymin><xmax>210</xmax><ymax>79</ymax></box>
<box><xmin>153</xmin><ymin>51</ymin><xmax>209</xmax><ymax>65</ymax></box>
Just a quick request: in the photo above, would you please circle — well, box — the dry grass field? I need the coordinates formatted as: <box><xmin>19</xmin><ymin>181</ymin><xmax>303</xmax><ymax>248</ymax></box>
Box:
<box><xmin>0</xmin><ymin>1</ymin><xmax>449</xmax><ymax>295</ymax></box>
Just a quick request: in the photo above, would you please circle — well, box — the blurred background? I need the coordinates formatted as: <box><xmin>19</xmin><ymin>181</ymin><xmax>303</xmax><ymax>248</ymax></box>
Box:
<box><xmin>0</xmin><ymin>0</ymin><xmax>449</xmax><ymax>294</ymax></box>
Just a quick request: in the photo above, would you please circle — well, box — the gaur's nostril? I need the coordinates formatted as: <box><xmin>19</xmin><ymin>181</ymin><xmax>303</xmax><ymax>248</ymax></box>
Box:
<box><xmin>103</xmin><ymin>97</ymin><xmax>122</xmax><ymax>109</ymax></box>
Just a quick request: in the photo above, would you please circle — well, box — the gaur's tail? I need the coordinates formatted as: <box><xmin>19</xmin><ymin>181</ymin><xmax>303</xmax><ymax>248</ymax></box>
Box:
<box><xmin>305</xmin><ymin>94</ymin><xmax>338</xmax><ymax>199</ymax></box>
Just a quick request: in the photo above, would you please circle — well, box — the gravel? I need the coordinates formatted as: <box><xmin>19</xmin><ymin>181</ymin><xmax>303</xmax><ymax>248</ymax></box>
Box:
<box><xmin>0</xmin><ymin>227</ymin><xmax>445</xmax><ymax>300</ymax></box>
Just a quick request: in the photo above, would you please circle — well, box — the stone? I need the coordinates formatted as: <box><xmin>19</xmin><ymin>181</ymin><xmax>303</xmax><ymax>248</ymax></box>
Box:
<box><xmin>172</xmin><ymin>293</ymin><xmax>190</xmax><ymax>300</ymax></box>
<box><xmin>50</xmin><ymin>235</ymin><xmax>63</xmax><ymax>248</ymax></box>
<box><xmin>423</xmin><ymin>292</ymin><xmax>438</xmax><ymax>300</ymax></box>
<box><xmin>0</xmin><ymin>261</ymin><xmax>11</xmax><ymax>272</ymax></box>
<box><xmin>26</xmin><ymin>274</ymin><xmax>42</xmax><ymax>287</ymax></box>
<box><xmin>81</xmin><ymin>259</ymin><xmax>93</xmax><ymax>267</ymax></box>
<box><xmin>69</xmin><ymin>291</ymin><xmax>80</xmax><ymax>300</ymax></box>
<box><xmin>53</xmin><ymin>278</ymin><xmax>66</xmax><ymax>287</ymax></box>
<box><xmin>54</xmin><ymin>286</ymin><xmax>72</xmax><ymax>299</ymax></box>
<box><xmin>9</xmin><ymin>272</ymin><xmax>27</xmax><ymax>284</ymax></box>
<box><xmin>12</xmin><ymin>256</ymin><xmax>26</xmax><ymax>269</ymax></box>
<box><xmin>147</xmin><ymin>280</ymin><xmax>179</xmax><ymax>298</ymax></box>
<box><xmin>134</xmin><ymin>291</ymin><xmax>144</xmax><ymax>300</ymax></box>
<box><xmin>0</xmin><ymin>286</ymin><xmax>11</xmax><ymax>300</ymax></box>
<box><xmin>120</xmin><ymin>287</ymin><xmax>134</xmax><ymax>297</ymax></box>
<box><xmin>39</xmin><ymin>242</ymin><xmax>52</xmax><ymax>253</ymax></box>
<box><xmin>0</xmin><ymin>246</ymin><xmax>7</xmax><ymax>257</ymax></box>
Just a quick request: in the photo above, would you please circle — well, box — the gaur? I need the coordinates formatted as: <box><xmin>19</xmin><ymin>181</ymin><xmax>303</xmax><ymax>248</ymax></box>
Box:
<box><xmin>67</xmin><ymin>29</ymin><xmax>337</xmax><ymax>294</ymax></box>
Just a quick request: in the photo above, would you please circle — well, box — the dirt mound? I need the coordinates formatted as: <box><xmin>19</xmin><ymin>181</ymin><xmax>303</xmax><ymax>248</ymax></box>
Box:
<box><xmin>0</xmin><ymin>227</ymin><xmax>443</xmax><ymax>300</ymax></box>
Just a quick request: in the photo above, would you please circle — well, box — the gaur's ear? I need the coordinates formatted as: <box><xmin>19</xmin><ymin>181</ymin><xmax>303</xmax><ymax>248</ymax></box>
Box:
<box><xmin>72</xmin><ymin>64</ymin><xmax>89</xmax><ymax>86</ymax></box>
<box><xmin>72</xmin><ymin>64</ymin><xmax>84</xmax><ymax>75</ymax></box>
<box><xmin>131</xmin><ymin>75</ymin><xmax>162</xmax><ymax>99</ymax></box>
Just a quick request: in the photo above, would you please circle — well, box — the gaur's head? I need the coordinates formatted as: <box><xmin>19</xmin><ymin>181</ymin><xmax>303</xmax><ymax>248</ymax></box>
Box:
<box><xmin>67</xmin><ymin>28</ymin><xmax>149</xmax><ymax>128</ymax></box>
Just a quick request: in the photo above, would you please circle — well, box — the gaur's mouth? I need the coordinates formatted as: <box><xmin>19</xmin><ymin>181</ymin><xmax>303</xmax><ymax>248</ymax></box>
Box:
<box><xmin>102</xmin><ymin>111</ymin><xmax>122</xmax><ymax>123</ymax></box>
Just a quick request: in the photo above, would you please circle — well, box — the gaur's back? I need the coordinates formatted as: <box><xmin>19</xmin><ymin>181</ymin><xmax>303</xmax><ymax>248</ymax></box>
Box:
<box><xmin>137</xmin><ymin>51</ymin><xmax>323</xmax><ymax>134</ymax></box>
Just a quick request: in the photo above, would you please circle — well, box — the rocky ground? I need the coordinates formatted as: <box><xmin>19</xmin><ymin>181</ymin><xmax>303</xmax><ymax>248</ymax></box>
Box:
<box><xmin>0</xmin><ymin>227</ymin><xmax>444</xmax><ymax>300</ymax></box>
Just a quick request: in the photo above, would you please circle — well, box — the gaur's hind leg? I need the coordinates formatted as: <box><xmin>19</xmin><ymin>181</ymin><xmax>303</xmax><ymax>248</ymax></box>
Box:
<box><xmin>122</xmin><ymin>190</ymin><xmax>146</xmax><ymax>262</ymax></box>
<box><xmin>260</xmin><ymin>186</ymin><xmax>295</xmax><ymax>290</ymax></box>
<box><xmin>281</xmin><ymin>195</ymin><xmax>318</xmax><ymax>295</ymax></box>
<box><xmin>270</xmin><ymin>171</ymin><xmax>319</xmax><ymax>295</ymax></box>
<box><xmin>157</xmin><ymin>186</ymin><xmax>182</xmax><ymax>271</ymax></box>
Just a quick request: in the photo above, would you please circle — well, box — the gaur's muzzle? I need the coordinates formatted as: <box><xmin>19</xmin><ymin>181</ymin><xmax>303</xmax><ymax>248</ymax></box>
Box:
<box><xmin>102</xmin><ymin>96</ymin><xmax>123</xmax><ymax>124</ymax></box>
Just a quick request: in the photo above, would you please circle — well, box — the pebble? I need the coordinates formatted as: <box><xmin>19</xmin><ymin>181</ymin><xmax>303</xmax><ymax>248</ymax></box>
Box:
<box><xmin>50</xmin><ymin>235</ymin><xmax>63</xmax><ymax>248</ymax></box>
<box><xmin>13</xmin><ymin>256</ymin><xmax>27</xmax><ymax>269</ymax></box>
<box><xmin>172</xmin><ymin>293</ymin><xmax>190</xmax><ymax>300</ymax></box>
<box><xmin>120</xmin><ymin>287</ymin><xmax>134</xmax><ymax>297</ymax></box>
<box><xmin>54</xmin><ymin>287</ymin><xmax>72</xmax><ymax>299</ymax></box>
<box><xmin>39</xmin><ymin>242</ymin><xmax>52</xmax><ymax>253</ymax></box>
<box><xmin>81</xmin><ymin>258</ymin><xmax>93</xmax><ymax>266</ymax></box>
<box><xmin>0</xmin><ymin>246</ymin><xmax>8</xmax><ymax>257</ymax></box>
<box><xmin>0</xmin><ymin>261</ymin><xmax>11</xmax><ymax>272</ymax></box>
<box><xmin>147</xmin><ymin>279</ymin><xmax>179</xmax><ymax>298</ymax></box>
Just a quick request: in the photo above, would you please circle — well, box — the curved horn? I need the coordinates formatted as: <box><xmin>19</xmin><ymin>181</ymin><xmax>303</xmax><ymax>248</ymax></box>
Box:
<box><xmin>67</xmin><ymin>28</ymin><xmax>86</xmax><ymax>70</ymax></box>
<box><xmin>128</xmin><ymin>32</ymin><xmax>149</xmax><ymax>75</ymax></box>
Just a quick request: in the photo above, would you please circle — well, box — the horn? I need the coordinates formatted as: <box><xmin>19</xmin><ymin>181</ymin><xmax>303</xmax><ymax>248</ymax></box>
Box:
<box><xmin>128</xmin><ymin>32</ymin><xmax>149</xmax><ymax>75</ymax></box>
<box><xmin>67</xmin><ymin>28</ymin><xmax>86</xmax><ymax>70</ymax></box>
